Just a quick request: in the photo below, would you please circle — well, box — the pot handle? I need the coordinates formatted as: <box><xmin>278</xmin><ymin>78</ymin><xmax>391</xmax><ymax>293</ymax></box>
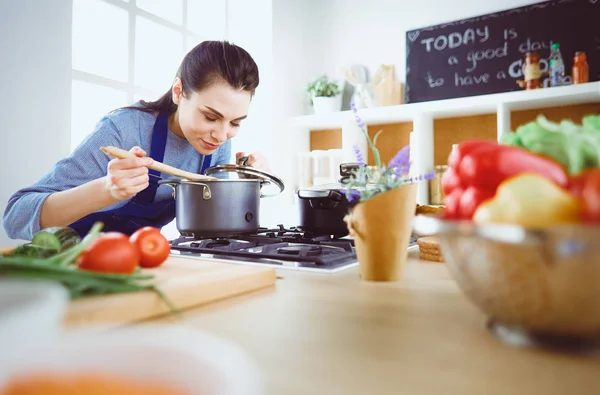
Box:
<box><xmin>343</xmin><ymin>211</ymin><xmax>365</xmax><ymax>240</ymax></box>
<box><xmin>157</xmin><ymin>179</ymin><xmax>212</xmax><ymax>200</ymax></box>
<box><xmin>297</xmin><ymin>190</ymin><xmax>341</xmax><ymax>200</ymax></box>
<box><xmin>259</xmin><ymin>180</ymin><xmax>284</xmax><ymax>198</ymax></box>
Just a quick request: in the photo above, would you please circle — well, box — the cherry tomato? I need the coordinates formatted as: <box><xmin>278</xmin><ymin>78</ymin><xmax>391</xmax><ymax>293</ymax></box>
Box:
<box><xmin>130</xmin><ymin>227</ymin><xmax>170</xmax><ymax>268</ymax></box>
<box><xmin>77</xmin><ymin>232</ymin><xmax>140</xmax><ymax>274</ymax></box>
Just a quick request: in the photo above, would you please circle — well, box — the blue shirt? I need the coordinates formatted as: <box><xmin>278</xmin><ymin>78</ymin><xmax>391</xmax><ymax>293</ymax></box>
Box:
<box><xmin>3</xmin><ymin>106</ymin><xmax>231</xmax><ymax>240</ymax></box>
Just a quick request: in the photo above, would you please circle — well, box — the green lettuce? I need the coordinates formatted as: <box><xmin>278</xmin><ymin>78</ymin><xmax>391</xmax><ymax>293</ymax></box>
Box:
<box><xmin>500</xmin><ymin>114</ymin><xmax>600</xmax><ymax>175</ymax></box>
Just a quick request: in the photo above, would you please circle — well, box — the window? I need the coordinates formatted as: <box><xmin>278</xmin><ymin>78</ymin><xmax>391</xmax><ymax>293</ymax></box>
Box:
<box><xmin>134</xmin><ymin>16</ymin><xmax>184</xmax><ymax>92</ymax></box>
<box><xmin>71</xmin><ymin>0</ymin><xmax>228</xmax><ymax>150</ymax></box>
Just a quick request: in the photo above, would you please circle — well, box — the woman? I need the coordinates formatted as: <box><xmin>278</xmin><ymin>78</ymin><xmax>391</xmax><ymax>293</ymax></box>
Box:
<box><xmin>3</xmin><ymin>40</ymin><xmax>269</xmax><ymax>240</ymax></box>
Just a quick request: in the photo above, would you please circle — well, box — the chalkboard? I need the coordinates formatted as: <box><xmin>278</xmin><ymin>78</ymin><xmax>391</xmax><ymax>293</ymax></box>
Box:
<box><xmin>405</xmin><ymin>0</ymin><xmax>600</xmax><ymax>103</ymax></box>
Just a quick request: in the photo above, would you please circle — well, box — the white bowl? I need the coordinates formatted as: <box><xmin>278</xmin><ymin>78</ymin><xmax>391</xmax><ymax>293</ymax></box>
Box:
<box><xmin>0</xmin><ymin>324</ymin><xmax>265</xmax><ymax>395</ymax></box>
<box><xmin>0</xmin><ymin>279</ymin><xmax>69</xmax><ymax>361</ymax></box>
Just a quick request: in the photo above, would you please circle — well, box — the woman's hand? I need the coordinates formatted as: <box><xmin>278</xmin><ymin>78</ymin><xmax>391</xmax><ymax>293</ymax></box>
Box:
<box><xmin>104</xmin><ymin>146</ymin><xmax>153</xmax><ymax>201</ymax></box>
<box><xmin>236</xmin><ymin>152</ymin><xmax>271</xmax><ymax>172</ymax></box>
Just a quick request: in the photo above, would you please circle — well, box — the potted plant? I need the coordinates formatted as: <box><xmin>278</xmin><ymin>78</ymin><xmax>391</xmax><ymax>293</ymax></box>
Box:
<box><xmin>343</xmin><ymin>102</ymin><xmax>434</xmax><ymax>282</ymax></box>
<box><xmin>306</xmin><ymin>75</ymin><xmax>342</xmax><ymax>114</ymax></box>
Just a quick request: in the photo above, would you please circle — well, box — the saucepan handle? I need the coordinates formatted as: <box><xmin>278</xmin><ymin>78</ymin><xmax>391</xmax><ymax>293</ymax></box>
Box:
<box><xmin>259</xmin><ymin>181</ymin><xmax>281</xmax><ymax>198</ymax></box>
<box><xmin>157</xmin><ymin>180</ymin><xmax>212</xmax><ymax>200</ymax></box>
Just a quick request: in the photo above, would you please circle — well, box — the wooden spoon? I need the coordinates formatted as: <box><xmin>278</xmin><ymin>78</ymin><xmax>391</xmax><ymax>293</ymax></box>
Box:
<box><xmin>100</xmin><ymin>146</ymin><xmax>218</xmax><ymax>181</ymax></box>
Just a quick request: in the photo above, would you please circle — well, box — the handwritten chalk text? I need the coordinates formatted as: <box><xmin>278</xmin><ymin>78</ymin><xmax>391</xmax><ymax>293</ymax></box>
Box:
<box><xmin>420</xmin><ymin>26</ymin><xmax>489</xmax><ymax>52</ymax></box>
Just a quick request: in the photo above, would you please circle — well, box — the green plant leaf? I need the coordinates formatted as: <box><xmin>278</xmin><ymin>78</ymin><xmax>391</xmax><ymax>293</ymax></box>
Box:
<box><xmin>373</xmin><ymin>130</ymin><xmax>384</xmax><ymax>148</ymax></box>
<box><xmin>306</xmin><ymin>75</ymin><xmax>340</xmax><ymax>98</ymax></box>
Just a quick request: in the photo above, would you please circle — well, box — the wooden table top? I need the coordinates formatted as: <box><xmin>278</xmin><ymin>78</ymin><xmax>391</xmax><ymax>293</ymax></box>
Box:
<box><xmin>135</xmin><ymin>250</ymin><xmax>600</xmax><ymax>395</ymax></box>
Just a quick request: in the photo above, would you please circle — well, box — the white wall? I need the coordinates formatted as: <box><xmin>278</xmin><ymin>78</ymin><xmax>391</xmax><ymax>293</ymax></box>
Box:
<box><xmin>227</xmin><ymin>0</ymin><xmax>274</xmax><ymax>161</ymax></box>
<box><xmin>0</xmin><ymin>0</ymin><xmax>73</xmax><ymax>246</ymax></box>
<box><xmin>262</xmin><ymin>0</ymin><xmax>335</xmax><ymax>227</ymax></box>
<box><xmin>297</xmin><ymin>0</ymin><xmax>545</xmax><ymax>113</ymax></box>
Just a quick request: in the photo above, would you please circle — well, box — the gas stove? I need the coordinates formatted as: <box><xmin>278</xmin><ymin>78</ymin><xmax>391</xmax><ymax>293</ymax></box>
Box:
<box><xmin>169</xmin><ymin>225</ymin><xmax>418</xmax><ymax>273</ymax></box>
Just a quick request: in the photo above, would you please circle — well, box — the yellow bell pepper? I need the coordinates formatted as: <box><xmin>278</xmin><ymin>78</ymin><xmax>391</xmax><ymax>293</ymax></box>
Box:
<box><xmin>472</xmin><ymin>173</ymin><xmax>581</xmax><ymax>228</ymax></box>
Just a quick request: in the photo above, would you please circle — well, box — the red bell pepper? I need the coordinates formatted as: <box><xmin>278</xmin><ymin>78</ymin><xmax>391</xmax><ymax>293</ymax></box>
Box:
<box><xmin>568</xmin><ymin>169</ymin><xmax>600</xmax><ymax>223</ymax></box>
<box><xmin>447</xmin><ymin>139</ymin><xmax>498</xmax><ymax>169</ymax></box>
<box><xmin>442</xmin><ymin>140</ymin><xmax>569</xmax><ymax>220</ymax></box>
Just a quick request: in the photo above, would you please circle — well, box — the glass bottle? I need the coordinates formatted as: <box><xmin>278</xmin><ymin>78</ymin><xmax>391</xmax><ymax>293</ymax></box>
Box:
<box><xmin>572</xmin><ymin>51</ymin><xmax>589</xmax><ymax>84</ymax></box>
<box><xmin>524</xmin><ymin>52</ymin><xmax>542</xmax><ymax>90</ymax></box>
<box><xmin>549</xmin><ymin>43</ymin><xmax>566</xmax><ymax>87</ymax></box>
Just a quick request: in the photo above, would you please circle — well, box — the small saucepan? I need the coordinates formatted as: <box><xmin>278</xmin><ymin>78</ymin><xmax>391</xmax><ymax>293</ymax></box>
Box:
<box><xmin>296</xmin><ymin>163</ymin><xmax>368</xmax><ymax>237</ymax></box>
<box><xmin>296</xmin><ymin>184</ymin><xmax>363</xmax><ymax>237</ymax></box>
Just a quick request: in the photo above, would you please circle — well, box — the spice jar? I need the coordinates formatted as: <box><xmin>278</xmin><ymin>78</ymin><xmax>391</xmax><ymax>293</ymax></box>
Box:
<box><xmin>572</xmin><ymin>51</ymin><xmax>589</xmax><ymax>84</ymax></box>
<box><xmin>523</xmin><ymin>52</ymin><xmax>542</xmax><ymax>89</ymax></box>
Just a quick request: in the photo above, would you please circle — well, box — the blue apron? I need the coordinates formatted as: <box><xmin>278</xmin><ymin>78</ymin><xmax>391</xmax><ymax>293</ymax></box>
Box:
<box><xmin>68</xmin><ymin>113</ymin><xmax>212</xmax><ymax>237</ymax></box>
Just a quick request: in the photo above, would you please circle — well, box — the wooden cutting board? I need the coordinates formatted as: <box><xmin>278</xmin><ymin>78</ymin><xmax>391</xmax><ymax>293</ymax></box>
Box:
<box><xmin>64</xmin><ymin>256</ymin><xmax>276</xmax><ymax>327</ymax></box>
<box><xmin>2</xmin><ymin>247</ymin><xmax>276</xmax><ymax>326</ymax></box>
<box><xmin>0</xmin><ymin>252</ymin><xmax>270</xmax><ymax>328</ymax></box>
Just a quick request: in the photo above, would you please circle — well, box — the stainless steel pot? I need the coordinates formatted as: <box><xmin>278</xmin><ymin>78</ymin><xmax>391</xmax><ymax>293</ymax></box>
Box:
<box><xmin>158</xmin><ymin>163</ymin><xmax>284</xmax><ymax>237</ymax></box>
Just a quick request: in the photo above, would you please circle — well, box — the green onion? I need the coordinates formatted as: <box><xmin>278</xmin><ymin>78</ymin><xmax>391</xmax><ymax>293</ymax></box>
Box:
<box><xmin>0</xmin><ymin>222</ymin><xmax>180</xmax><ymax>316</ymax></box>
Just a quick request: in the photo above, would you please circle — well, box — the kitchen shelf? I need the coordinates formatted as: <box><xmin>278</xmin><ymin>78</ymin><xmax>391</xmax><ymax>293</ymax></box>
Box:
<box><xmin>288</xmin><ymin>81</ymin><xmax>600</xmax><ymax>131</ymax></box>
<box><xmin>285</xmin><ymin>81</ymin><xmax>600</xmax><ymax>205</ymax></box>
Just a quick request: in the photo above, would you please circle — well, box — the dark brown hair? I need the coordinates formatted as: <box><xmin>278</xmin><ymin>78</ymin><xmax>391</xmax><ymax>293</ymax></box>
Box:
<box><xmin>132</xmin><ymin>40</ymin><xmax>259</xmax><ymax>114</ymax></box>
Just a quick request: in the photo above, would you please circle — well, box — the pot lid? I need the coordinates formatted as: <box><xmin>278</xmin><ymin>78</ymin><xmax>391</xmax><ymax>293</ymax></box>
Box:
<box><xmin>300</xmin><ymin>182</ymin><xmax>345</xmax><ymax>192</ymax></box>
<box><xmin>297</xmin><ymin>188</ymin><xmax>343</xmax><ymax>199</ymax></box>
<box><xmin>298</xmin><ymin>182</ymin><xmax>378</xmax><ymax>193</ymax></box>
<box><xmin>204</xmin><ymin>163</ymin><xmax>285</xmax><ymax>196</ymax></box>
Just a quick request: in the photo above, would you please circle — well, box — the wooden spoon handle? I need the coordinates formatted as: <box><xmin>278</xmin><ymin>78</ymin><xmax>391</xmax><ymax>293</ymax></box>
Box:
<box><xmin>100</xmin><ymin>146</ymin><xmax>217</xmax><ymax>181</ymax></box>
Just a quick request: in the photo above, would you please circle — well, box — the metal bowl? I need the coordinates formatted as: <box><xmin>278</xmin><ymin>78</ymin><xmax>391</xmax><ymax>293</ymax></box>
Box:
<box><xmin>413</xmin><ymin>215</ymin><xmax>600</xmax><ymax>340</ymax></box>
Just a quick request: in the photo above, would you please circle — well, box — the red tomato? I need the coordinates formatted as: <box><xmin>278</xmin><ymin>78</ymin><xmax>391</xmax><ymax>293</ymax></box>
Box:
<box><xmin>580</xmin><ymin>170</ymin><xmax>600</xmax><ymax>223</ymax></box>
<box><xmin>130</xmin><ymin>227</ymin><xmax>170</xmax><ymax>268</ymax></box>
<box><xmin>77</xmin><ymin>232</ymin><xmax>140</xmax><ymax>274</ymax></box>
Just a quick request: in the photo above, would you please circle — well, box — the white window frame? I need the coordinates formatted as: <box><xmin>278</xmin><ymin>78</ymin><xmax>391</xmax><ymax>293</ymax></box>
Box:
<box><xmin>72</xmin><ymin>0</ymin><xmax>229</xmax><ymax>105</ymax></box>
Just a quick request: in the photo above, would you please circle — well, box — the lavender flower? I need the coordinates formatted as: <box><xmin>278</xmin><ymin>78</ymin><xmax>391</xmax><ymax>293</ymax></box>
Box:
<box><xmin>353</xmin><ymin>144</ymin><xmax>365</xmax><ymax>166</ymax></box>
<box><xmin>343</xmin><ymin>103</ymin><xmax>434</xmax><ymax>205</ymax></box>
<box><xmin>350</xmin><ymin>101</ymin><xmax>366</xmax><ymax>128</ymax></box>
<box><xmin>341</xmin><ymin>189</ymin><xmax>361</xmax><ymax>203</ymax></box>
<box><xmin>405</xmin><ymin>172</ymin><xmax>435</xmax><ymax>184</ymax></box>
<box><xmin>424</xmin><ymin>171</ymin><xmax>436</xmax><ymax>180</ymax></box>
<box><xmin>388</xmin><ymin>145</ymin><xmax>411</xmax><ymax>176</ymax></box>
<box><xmin>353</xmin><ymin>115</ymin><xmax>365</xmax><ymax>129</ymax></box>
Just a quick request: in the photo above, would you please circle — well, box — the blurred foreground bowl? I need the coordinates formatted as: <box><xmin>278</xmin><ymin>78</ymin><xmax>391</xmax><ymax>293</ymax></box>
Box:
<box><xmin>413</xmin><ymin>215</ymin><xmax>600</xmax><ymax>339</ymax></box>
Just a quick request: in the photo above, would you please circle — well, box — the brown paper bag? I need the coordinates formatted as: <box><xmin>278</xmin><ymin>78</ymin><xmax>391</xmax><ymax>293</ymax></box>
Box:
<box><xmin>344</xmin><ymin>183</ymin><xmax>418</xmax><ymax>281</ymax></box>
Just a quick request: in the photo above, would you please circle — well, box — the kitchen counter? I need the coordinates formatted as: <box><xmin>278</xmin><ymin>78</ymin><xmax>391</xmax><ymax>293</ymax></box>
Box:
<box><xmin>93</xmin><ymin>252</ymin><xmax>600</xmax><ymax>394</ymax></box>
